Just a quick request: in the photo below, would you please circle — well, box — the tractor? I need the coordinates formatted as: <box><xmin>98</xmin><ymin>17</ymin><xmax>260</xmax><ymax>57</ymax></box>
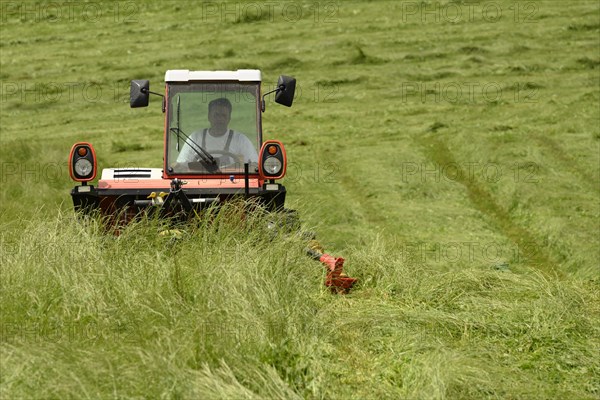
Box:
<box><xmin>68</xmin><ymin>69</ymin><xmax>356</xmax><ymax>293</ymax></box>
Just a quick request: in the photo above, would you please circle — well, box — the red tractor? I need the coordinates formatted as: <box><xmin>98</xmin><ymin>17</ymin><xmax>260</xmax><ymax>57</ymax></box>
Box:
<box><xmin>68</xmin><ymin>69</ymin><xmax>356</xmax><ymax>293</ymax></box>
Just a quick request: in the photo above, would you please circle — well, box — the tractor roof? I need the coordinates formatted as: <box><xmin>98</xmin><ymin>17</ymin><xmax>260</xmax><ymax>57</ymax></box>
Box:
<box><xmin>165</xmin><ymin>69</ymin><xmax>261</xmax><ymax>82</ymax></box>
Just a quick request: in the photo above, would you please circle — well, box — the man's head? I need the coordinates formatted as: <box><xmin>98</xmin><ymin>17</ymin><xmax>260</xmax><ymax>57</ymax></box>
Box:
<box><xmin>208</xmin><ymin>98</ymin><xmax>232</xmax><ymax>134</ymax></box>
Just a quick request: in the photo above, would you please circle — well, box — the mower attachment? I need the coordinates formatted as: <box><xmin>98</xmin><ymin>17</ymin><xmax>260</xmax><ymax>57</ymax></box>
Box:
<box><xmin>307</xmin><ymin>242</ymin><xmax>357</xmax><ymax>294</ymax></box>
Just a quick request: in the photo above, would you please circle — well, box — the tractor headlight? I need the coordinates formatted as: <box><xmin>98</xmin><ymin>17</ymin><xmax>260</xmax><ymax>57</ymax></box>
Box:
<box><xmin>263</xmin><ymin>156</ymin><xmax>282</xmax><ymax>175</ymax></box>
<box><xmin>258</xmin><ymin>140</ymin><xmax>286</xmax><ymax>180</ymax></box>
<box><xmin>69</xmin><ymin>142</ymin><xmax>97</xmax><ymax>183</ymax></box>
<box><xmin>74</xmin><ymin>158</ymin><xmax>93</xmax><ymax>177</ymax></box>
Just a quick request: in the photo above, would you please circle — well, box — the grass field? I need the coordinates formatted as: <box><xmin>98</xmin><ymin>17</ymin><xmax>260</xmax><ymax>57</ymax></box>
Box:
<box><xmin>1</xmin><ymin>0</ymin><xmax>599</xmax><ymax>398</ymax></box>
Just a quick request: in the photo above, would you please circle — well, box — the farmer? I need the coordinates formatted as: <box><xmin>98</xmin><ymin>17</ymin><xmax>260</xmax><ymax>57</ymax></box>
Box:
<box><xmin>176</xmin><ymin>97</ymin><xmax>258</xmax><ymax>167</ymax></box>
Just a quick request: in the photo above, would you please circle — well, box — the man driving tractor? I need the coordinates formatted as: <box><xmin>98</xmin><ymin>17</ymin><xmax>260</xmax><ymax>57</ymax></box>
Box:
<box><xmin>176</xmin><ymin>97</ymin><xmax>258</xmax><ymax>167</ymax></box>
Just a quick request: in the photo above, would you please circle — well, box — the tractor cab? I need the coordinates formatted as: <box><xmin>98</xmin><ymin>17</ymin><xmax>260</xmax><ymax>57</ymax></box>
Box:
<box><xmin>131</xmin><ymin>69</ymin><xmax>295</xmax><ymax>179</ymax></box>
<box><xmin>130</xmin><ymin>70</ymin><xmax>295</xmax><ymax>178</ymax></box>
<box><xmin>69</xmin><ymin>70</ymin><xmax>297</xmax><ymax>220</ymax></box>
<box><xmin>165</xmin><ymin>71</ymin><xmax>263</xmax><ymax>176</ymax></box>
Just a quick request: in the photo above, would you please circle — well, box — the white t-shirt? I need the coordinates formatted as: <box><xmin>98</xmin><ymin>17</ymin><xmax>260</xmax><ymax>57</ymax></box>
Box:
<box><xmin>176</xmin><ymin>129</ymin><xmax>259</xmax><ymax>166</ymax></box>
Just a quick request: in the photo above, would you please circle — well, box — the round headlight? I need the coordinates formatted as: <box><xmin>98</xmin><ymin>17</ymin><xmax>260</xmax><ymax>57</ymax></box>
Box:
<box><xmin>74</xmin><ymin>158</ymin><xmax>93</xmax><ymax>177</ymax></box>
<box><xmin>263</xmin><ymin>156</ymin><xmax>282</xmax><ymax>175</ymax></box>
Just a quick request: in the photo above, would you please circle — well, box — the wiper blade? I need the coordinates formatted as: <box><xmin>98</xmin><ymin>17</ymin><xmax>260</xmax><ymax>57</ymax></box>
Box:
<box><xmin>176</xmin><ymin>95</ymin><xmax>181</xmax><ymax>151</ymax></box>
<box><xmin>170</xmin><ymin>127</ymin><xmax>217</xmax><ymax>165</ymax></box>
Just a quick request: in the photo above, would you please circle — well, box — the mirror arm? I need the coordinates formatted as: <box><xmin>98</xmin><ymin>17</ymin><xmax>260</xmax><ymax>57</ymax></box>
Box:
<box><xmin>141</xmin><ymin>88</ymin><xmax>164</xmax><ymax>98</ymax></box>
<box><xmin>261</xmin><ymin>84</ymin><xmax>285</xmax><ymax>112</ymax></box>
<box><xmin>141</xmin><ymin>88</ymin><xmax>166</xmax><ymax>112</ymax></box>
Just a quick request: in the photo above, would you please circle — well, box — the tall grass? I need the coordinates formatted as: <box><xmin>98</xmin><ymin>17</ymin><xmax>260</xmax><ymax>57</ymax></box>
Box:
<box><xmin>1</xmin><ymin>204</ymin><xmax>326</xmax><ymax>398</ymax></box>
<box><xmin>1</xmin><ymin>204</ymin><xmax>598</xmax><ymax>398</ymax></box>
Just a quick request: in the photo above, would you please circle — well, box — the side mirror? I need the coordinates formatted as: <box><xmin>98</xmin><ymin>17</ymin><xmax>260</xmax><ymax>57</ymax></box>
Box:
<box><xmin>274</xmin><ymin>75</ymin><xmax>296</xmax><ymax>107</ymax></box>
<box><xmin>130</xmin><ymin>80</ymin><xmax>150</xmax><ymax>108</ymax></box>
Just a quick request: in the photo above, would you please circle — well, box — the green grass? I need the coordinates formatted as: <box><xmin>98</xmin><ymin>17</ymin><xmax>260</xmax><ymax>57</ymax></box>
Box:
<box><xmin>2</xmin><ymin>208</ymin><xmax>598</xmax><ymax>398</ymax></box>
<box><xmin>1</xmin><ymin>0</ymin><xmax>599</xmax><ymax>398</ymax></box>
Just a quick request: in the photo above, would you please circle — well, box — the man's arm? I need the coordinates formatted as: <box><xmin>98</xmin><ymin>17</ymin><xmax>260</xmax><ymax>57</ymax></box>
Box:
<box><xmin>176</xmin><ymin>132</ymin><xmax>200</xmax><ymax>163</ymax></box>
<box><xmin>233</xmin><ymin>133</ymin><xmax>259</xmax><ymax>163</ymax></box>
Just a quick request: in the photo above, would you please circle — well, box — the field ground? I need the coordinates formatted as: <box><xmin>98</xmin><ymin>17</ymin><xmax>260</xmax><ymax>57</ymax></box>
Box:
<box><xmin>1</xmin><ymin>1</ymin><xmax>599</xmax><ymax>398</ymax></box>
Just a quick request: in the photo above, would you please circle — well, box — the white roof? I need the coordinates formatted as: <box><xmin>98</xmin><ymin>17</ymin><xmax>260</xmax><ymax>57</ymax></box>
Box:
<box><xmin>165</xmin><ymin>69</ymin><xmax>261</xmax><ymax>82</ymax></box>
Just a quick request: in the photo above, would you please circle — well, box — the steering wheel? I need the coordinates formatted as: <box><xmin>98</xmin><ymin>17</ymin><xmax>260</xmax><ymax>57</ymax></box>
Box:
<box><xmin>209</xmin><ymin>150</ymin><xmax>240</xmax><ymax>162</ymax></box>
<box><xmin>207</xmin><ymin>150</ymin><xmax>241</xmax><ymax>169</ymax></box>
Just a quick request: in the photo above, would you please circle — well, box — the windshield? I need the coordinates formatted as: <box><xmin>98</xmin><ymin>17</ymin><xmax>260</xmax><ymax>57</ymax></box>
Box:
<box><xmin>166</xmin><ymin>82</ymin><xmax>261</xmax><ymax>174</ymax></box>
